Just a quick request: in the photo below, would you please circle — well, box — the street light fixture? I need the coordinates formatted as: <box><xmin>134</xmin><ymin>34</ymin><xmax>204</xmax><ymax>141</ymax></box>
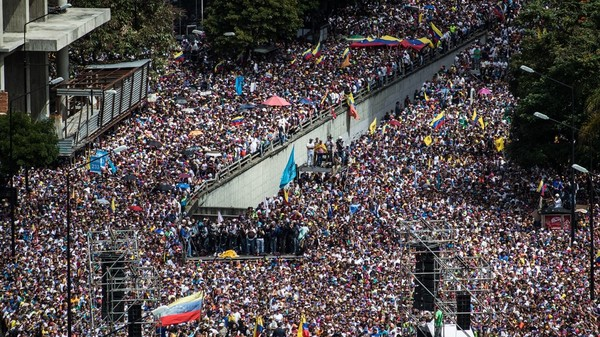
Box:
<box><xmin>223</xmin><ymin>32</ymin><xmax>236</xmax><ymax>37</ymax></box>
<box><xmin>523</xmin><ymin>64</ymin><xmax>577</xmax><ymax>243</ymax></box>
<box><xmin>572</xmin><ymin>163</ymin><xmax>595</xmax><ymax>301</ymax></box>
<box><xmin>519</xmin><ymin>65</ymin><xmax>535</xmax><ymax>73</ymax></box>
<box><xmin>65</xmin><ymin>144</ymin><xmax>127</xmax><ymax>337</ymax></box>
<box><xmin>49</xmin><ymin>77</ymin><xmax>65</xmax><ymax>85</ymax></box>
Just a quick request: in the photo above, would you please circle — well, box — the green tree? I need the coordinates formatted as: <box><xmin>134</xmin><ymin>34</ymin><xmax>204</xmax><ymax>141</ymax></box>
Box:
<box><xmin>507</xmin><ymin>0</ymin><xmax>600</xmax><ymax>169</ymax></box>
<box><xmin>204</xmin><ymin>0</ymin><xmax>304</xmax><ymax>56</ymax></box>
<box><xmin>0</xmin><ymin>112</ymin><xmax>59</xmax><ymax>176</ymax></box>
<box><xmin>69</xmin><ymin>0</ymin><xmax>181</xmax><ymax>70</ymax></box>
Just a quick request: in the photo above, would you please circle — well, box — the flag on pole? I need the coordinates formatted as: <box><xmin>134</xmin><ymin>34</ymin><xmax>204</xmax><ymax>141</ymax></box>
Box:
<box><xmin>478</xmin><ymin>116</ymin><xmax>486</xmax><ymax>130</ymax></box>
<box><xmin>301</xmin><ymin>48</ymin><xmax>313</xmax><ymax>60</ymax></box>
<box><xmin>254</xmin><ymin>316</ymin><xmax>264</xmax><ymax>337</ymax></box>
<box><xmin>430</xmin><ymin>22</ymin><xmax>443</xmax><ymax>42</ymax></box>
<box><xmin>279</xmin><ymin>146</ymin><xmax>297</xmax><ymax>188</ymax></box>
<box><xmin>341</xmin><ymin>47</ymin><xmax>350</xmax><ymax>59</ymax></box>
<box><xmin>430</xmin><ymin>112</ymin><xmax>446</xmax><ymax>130</ymax></box>
<box><xmin>347</xmin><ymin>93</ymin><xmax>359</xmax><ymax>119</ymax></box>
<box><xmin>320</xmin><ymin>89</ymin><xmax>329</xmax><ymax>106</ymax></box>
<box><xmin>494</xmin><ymin>137</ymin><xmax>505</xmax><ymax>152</ymax></box>
<box><xmin>283</xmin><ymin>189</ymin><xmax>290</xmax><ymax>204</ymax></box>
<box><xmin>312</xmin><ymin>42</ymin><xmax>322</xmax><ymax>57</ymax></box>
<box><xmin>369</xmin><ymin>118</ymin><xmax>377</xmax><ymax>134</ymax></box>
<box><xmin>298</xmin><ymin>315</ymin><xmax>308</xmax><ymax>337</ymax></box>
<box><xmin>235</xmin><ymin>76</ymin><xmax>245</xmax><ymax>95</ymax></box>
<box><xmin>152</xmin><ymin>292</ymin><xmax>205</xmax><ymax>327</ymax></box>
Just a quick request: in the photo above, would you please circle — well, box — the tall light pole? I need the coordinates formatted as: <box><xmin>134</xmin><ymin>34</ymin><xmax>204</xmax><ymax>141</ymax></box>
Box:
<box><xmin>572</xmin><ymin>164</ymin><xmax>595</xmax><ymax>301</ymax></box>
<box><xmin>65</xmin><ymin>144</ymin><xmax>127</xmax><ymax>337</ymax></box>
<box><xmin>23</xmin><ymin>4</ymin><xmax>72</xmax><ymax>114</ymax></box>
<box><xmin>523</xmin><ymin>65</ymin><xmax>577</xmax><ymax>243</ymax></box>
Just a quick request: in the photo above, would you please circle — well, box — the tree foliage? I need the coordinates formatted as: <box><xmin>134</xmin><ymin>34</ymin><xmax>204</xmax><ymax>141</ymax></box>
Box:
<box><xmin>69</xmin><ymin>0</ymin><xmax>180</xmax><ymax>70</ymax></box>
<box><xmin>204</xmin><ymin>0</ymin><xmax>305</xmax><ymax>56</ymax></box>
<box><xmin>507</xmin><ymin>0</ymin><xmax>600</xmax><ymax>169</ymax></box>
<box><xmin>0</xmin><ymin>112</ymin><xmax>59</xmax><ymax>176</ymax></box>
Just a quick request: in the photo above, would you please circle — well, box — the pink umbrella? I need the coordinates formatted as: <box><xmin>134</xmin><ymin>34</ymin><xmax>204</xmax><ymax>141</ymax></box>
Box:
<box><xmin>478</xmin><ymin>88</ymin><xmax>492</xmax><ymax>95</ymax></box>
<box><xmin>262</xmin><ymin>95</ymin><xmax>291</xmax><ymax>106</ymax></box>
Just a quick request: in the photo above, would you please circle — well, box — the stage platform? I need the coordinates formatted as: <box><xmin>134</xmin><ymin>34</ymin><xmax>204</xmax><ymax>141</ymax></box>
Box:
<box><xmin>420</xmin><ymin>323</ymin><xmax>475</xmax><ymax>337</ymax></box>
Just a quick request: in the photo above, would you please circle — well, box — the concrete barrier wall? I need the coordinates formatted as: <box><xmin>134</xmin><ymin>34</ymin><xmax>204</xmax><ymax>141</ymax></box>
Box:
<box><xmin>198</xmin><ymin>35</ymin><xmax>483</xmax><ymax>209</ymax></box>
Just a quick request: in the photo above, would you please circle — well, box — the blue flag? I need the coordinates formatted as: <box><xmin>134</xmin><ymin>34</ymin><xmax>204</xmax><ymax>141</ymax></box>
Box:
<box><xmin>108</xmin><ymin>159</ymin><xmax>117</xmax><ymax>174</ymax></box>
<box><xmin>279</xmin><ymin>146</ymin><xmax>296</xmax><ymax>188</ymax></box>
<box><xmin>235</xmin><ymin>76</ymin><xmax>244</xmax><ymax>95</ymax></box>
<box><xmin>90</xmin><ymin>150</ymin><xmax>108</xmax><ymax>174</ymax></box>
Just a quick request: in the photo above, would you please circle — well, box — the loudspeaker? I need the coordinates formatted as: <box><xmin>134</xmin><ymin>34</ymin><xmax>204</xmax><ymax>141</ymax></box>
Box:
<box><xmin>456</xmin><ymin>292</ymin><xmax>471</xmax><ymax>330</ymax></box>
<box><xmin>128</xmin><ymin>304</ymin><xmax>142</xmax><ymax>337</ymax></box>
<box><xmin>100</xmin><ymin>253</ymin><xmax>126</xmax><ymax>321</ymax></box>
<box><xmin>416</xmin><ymin>324</ymin><xmax>432</xmax><ymax>337</ymax></box>
<box><xmin>413</xmin><ymin>251</ymin><xmax>438</xmax><ymax>311</ymax></box>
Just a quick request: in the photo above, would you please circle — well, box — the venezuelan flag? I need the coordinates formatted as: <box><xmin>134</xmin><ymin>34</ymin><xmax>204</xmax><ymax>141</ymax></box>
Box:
<box><xmin>403</xmin><ymin>39</ymin><xmax>427</xmax><ymax>51</ymax></box>
<box><xmin>301</xmin><ymin>48</ymin><xmax>313</xmax><ymax>60</ymax></box>
<box><xmin>430</xmin><ymin>112</ymin><xmax>446</xmax><ymax>130</ymax></box>
<box><xmin>418</xmin><ymin>37</ymin><xmax>434</xmax><ymax>48</ymax></box>
<box><xmin>254</xmin><ymin>316</ymin><xmax>264</xmax><ymax>337</ymax></box>
<box><xmin>536</xmin><ymin>179</ymin><xmax>544</xmax><ymax>193</ymax></box>
<box><xmin>153</xmin><ymin>292</ymin><xmax>205</xmax><ymax>327</ymax></box>
<box><xmin>430</xmin><ymin>22</ymin><xmax>443</xmax><ymax>41</ymax></box>
<box><xmin>312</xmin><ymin>42</ymin><xmax>322</xmax><ymax>57</ymax></box>
<box><xmin>478</xmin><ymin>116</ymin><xmax>485</xmax><ymax>130</ymax></box>
<box><xmin>173</xmin><ymin>51</ymin><xmax>184</xmax><ymax>62</ymax></box>
<box><xmin>347</xmin><ymin>92</ymin><xmax>359</xmax><ymax>119</ymax></box>
<box><xmin>341</xmin><ymin>47</ymin><xmax>350</xmax><ymax>59</ymax></box>
<box><xmin>231</xmin><ymin>116</ymin><xmax>244</xmax><ymax>126</ymax></box>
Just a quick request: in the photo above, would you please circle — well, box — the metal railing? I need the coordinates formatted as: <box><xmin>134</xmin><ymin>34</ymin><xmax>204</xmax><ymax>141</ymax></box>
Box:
<box><xmin>185</xmin><ymin>28</ymin><xmax>490</xmax><ymax>215</ymax></box>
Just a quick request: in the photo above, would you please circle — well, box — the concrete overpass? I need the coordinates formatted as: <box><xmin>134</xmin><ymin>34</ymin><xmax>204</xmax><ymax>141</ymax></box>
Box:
<box><xmin>0</xmin><ymin>0</ymin><xmax>110</xmax><ymax>120</ymax></box>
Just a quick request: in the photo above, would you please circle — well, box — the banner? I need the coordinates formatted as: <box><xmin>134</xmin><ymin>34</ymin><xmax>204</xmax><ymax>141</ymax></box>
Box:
<box><xmin>90</xmin><ymin>150</ymin><xmax>108</xmax><ymax>174</ymax></box>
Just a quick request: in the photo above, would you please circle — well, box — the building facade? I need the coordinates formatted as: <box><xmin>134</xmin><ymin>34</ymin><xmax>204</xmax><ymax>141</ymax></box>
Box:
<box><xmin>0</xmin><ymin>0</ymin><xmax>110</xmax><ymax>120</ymax></box>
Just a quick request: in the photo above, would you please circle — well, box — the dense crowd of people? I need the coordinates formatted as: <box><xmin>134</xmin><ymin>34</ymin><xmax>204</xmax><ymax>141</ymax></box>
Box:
<box><xmin>1</xmin><ymin>0</ymin><xmax>599</xmax><ymax>337</ymax></box>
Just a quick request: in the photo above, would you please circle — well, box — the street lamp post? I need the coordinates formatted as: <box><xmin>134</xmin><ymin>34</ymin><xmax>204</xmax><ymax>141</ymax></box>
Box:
<box><xmin>65</xmin><ymin>144</ymin><xmax>127</xmax><ymax>337</ymax></box>
<box><xmin>572</xmin><ymin>164</ymin><xmax>595</xmax><ymax>302</ymax></box>
<box><xmin>523</xmin><ymin>65</ymin><xmax>577</xmax><ymax>243</ymax></box>
<box><xmin>23</xmin><ymin>4</ymin><xmax>72</xmax><ymax>114</ymax></box>
<box><xmin>6</xmin><ymin>77</ymin><xmax>64</xmax><ymax>256</ymax></box>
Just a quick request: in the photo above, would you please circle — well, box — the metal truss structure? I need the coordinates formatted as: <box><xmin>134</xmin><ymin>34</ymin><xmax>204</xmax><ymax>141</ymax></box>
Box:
<box><xmin>86</xmin><ymin>229</ymin><xmax>159</xmax><ymax>335</ymax></box>
<box><xmin>395</xmin><ymin>219</ymin><xmax>494</xmax><ymax>336</ymax></box>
